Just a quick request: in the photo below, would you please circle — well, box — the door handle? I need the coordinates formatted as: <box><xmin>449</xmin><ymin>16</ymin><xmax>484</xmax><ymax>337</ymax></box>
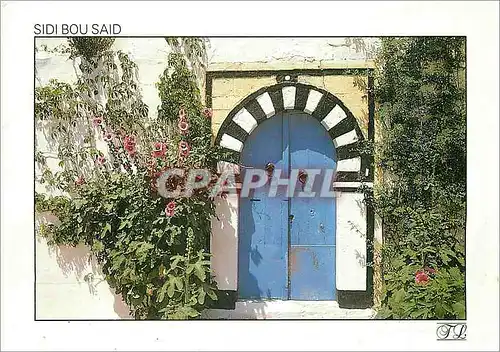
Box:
<box><xmin>250</xmin><ymin>198</ymin><xmax>261</xmax><ymax>202</ymax></box>
<box><xmin>289</xmin><ymin>214</ymin><xmax>294</xmax><ymax>224</ymax></box>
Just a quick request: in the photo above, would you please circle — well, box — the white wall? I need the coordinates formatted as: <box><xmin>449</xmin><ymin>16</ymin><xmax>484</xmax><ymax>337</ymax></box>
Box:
<box><xmin>207</xmin><ymin>37</ymin><xmax>379</xmax><ymax>64</ymax></box>
<box><xmin>335</xmin><ymin>192</ymin><xmax>367</xmax><ymax>290</ymax></box>
<box><xmin>35</xmin><ymin>213</ymin><xmax>131</xmax><ymax>319</ymax></box>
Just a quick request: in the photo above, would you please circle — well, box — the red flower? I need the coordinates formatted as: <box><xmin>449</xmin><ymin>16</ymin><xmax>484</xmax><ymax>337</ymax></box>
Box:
<box><xmin>165</xmin><ymin>201</ymin><xmax>176</xmax><ymax>217</ymax></box>
<box><xmin>178</xmin><ymin>120</ymin><xmax>189</xmax><ymax>135</ymax></box>
<box><xmin>123</xmin><ymin>135</ymin><xmax>136</xmax><ymax>155</ymax></box>
<box><xmin>179</xmin><ymin>141</ymin><xmax>190</xmax><ymax>157</ymax></box>
<box><xmin>152</xmin><ymin>142</ymin><xmax>167</xmax><ymax>158</ymax></box>
<box><xmin>75</xmin><ymin>176</ymin><xmax>85</xmax><ymax>186</ymax></box>
<box><xmin>202</xmin><ymin>108</ymin><xmax>212</xmax><ymax>119</ymax></box>
<box><xmin>195</xmin><ymin>175</ymin><xmax>204</xmax><ymax>182</ymax></box>
<box><xmin>93</xmin><ymin>117</ymin><xmax>103</xmax><ymax>126</ymax></box>
<box><xmin>415</xmin><ymin>270</ymin><xmax>429</xmax><ymax>284</ymax></box>
<box><xmin>96</xmin><ymin>155</ymin><xmax>106</xmax><ymax>165</ymax></box>
<box><xmin>103</xmin><ymin>132</ymin><xmax>113</xmax><ymax>142</ymax></box>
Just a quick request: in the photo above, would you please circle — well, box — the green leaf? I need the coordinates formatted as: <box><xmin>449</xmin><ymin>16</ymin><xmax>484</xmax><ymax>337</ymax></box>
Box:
<box><xmin>198</xmin><ymin>290</ymin><xmax>206</xmax><ymax>305</ymax></box>
<box><xmin>452</xmin><ymin>302</ymin><xmax>465</xmax><ymax>319</ymax></box>
<box><xmin>171</xmin><ymin>256</ymin><xmax>183</xmax><ymax>270</ymax></box>
<box><xmin>118</xmin><ymin>220</ymin><xmax>128</xmax><ymax>230</ymax></box>
<box><xmin>167</xmin><ymin>283</ymin><xmax>175</xmax><ymax>298</ymax></box>
<box><xmin>207</xmin><ymin>289</ymin><xmax>218</xmax><ymax>301</ymax></box>
<box><xmin>101</xmin><ymin>223</ymin><xmax>112</xmax><ymax>237</ymax></box>
<box><xmin>194</xmin><ymin>264</ymin><xmax>206</xmax><ymax>281</ymax></box>
<box><xmin>174</xmin><ymin>277</ymin><xmax>183</xmax><ymax>290</ymax></box>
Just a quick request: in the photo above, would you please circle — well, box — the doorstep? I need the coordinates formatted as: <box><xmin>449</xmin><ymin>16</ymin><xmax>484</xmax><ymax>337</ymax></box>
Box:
<box><xmin>201</xmin><ymin>300</ymin><xmax>376</xmax><ymax>319</ymax></box>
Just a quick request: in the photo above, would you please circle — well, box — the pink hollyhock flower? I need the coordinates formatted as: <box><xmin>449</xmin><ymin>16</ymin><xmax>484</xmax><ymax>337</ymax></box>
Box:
<box><xmin>103</xmin><ymin>132</ymin><xmax>113</xmax><ymax>142</ymax></box>
<box><xmin>178</xmin><ymin>120</ymin><xmax>189</xmax><ymax>135</ymax></box>
<box><xmin>415</xmin><ymin>270</ymin><xmax>429</xmax><ymax>284</ymax></box>
<box><xmin>165</xmin><ymin>201</ymin><xmax>176</xmax><ymax>217</ymax></box>
<box><xmin>75</xmin><ymin>176</ymin><xmax>85</xmax><ymax>186</ymax></box>
<box><xmin>96</xmin><ymin>155</ymin><xmax>106</xmax><ymax>165</ymax></box>
<box><xmin>152</xmin><ymin>142</ymin><xmax>167</xmax><ymax>158</ymax></box>
<box><xmin>123</xmin><ymin>135</ymin><xmax>136</xmax><ymax>155</ymax></box>
<box><xmin>179</xmin><ymin>141</ymin><xmax>190</xmax><ymax>157</ymax></box>
<box><xmin>202</xmin><ymin>108</ymin><xmax>213</xmax><ymax>119</ymax></box>
<box><xmin>93</xmin><ymin>117</ymin><xmax>103</xmax><ymax>126</ymax></box>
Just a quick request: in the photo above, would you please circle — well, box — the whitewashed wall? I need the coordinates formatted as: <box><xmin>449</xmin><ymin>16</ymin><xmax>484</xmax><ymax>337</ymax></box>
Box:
<box><xmin>35</xmin><ymin>37</ymin><xmax>379</xmax><ymax>318</ymax></box>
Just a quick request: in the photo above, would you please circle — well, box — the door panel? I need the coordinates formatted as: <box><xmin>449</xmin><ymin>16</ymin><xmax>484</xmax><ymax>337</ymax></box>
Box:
<box><xmin>289</xmin><ymin>112</ymin><xmax>337</xmax><ymax>300</ymax></box>
<box><xmin>239</xmin><ymin>114</ymin><xmax>289</xmax><ymax>299</ymax></box>
<box><xmin>290</xmin><ymin>246</ymin><xmax>336</xmax><ymax>300</ymax></box>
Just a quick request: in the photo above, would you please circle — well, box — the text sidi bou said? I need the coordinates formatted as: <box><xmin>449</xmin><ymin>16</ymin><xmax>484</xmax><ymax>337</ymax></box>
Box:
<box><xmin>34</xmin><ymin>24</ymin><xmax>121</xmax><ymax>35</ymax></box>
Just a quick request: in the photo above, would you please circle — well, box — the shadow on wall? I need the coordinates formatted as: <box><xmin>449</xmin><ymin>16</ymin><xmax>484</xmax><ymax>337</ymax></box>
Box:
<box><xmin>37</xmin><ymin>229</ymin><xmax>132</xmax><ymax>319</ymax></box>
<box><xmin>53</xmin><ymin>244</ymin><xmax>132</xmax><ymax>319</ymax></box>
<box><xmin>209</xmin><ymin>193</ymin><xmax>268</xmax><ymax>319</ymax></box>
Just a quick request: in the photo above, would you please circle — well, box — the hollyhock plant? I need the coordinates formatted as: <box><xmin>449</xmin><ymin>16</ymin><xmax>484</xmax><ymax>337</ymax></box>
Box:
<box><xmin>165</xmin><ymin>201</ymin><xmax>176</xmax><ymax>217</ymax></box>
<box><xmin>75</xmin><ymin>176</ymin><xmax>85</xmax><ymax>186</ymax></box>
<box><xmin>152</xmin><ymin>142</ymin><xmax>167</xmax><ymax>158</ymax></box>
<box><xmin>124</xmin><ymin>135</ymin><xmax>137</xmax><ymax>155</ymax></box>
<box><xmin>178</xmin><ymin>120</ymin><xmax>189</xmax><ymax>135</ymax></box>
<box><xmin>179</xmin><ymin>141</ymin><xmax>190</xmax><ymax>157</ymax></box>
<box><xmin>96</xmin><ymin>155</ymin><xmax>106</xmax><ymax>165</ymax></box>
<box><xmin>202</xmin><ymin>107</ymin><xmax>212</xmax><ymax>119</ymax></box>
<box><xmin>103</xmin><ymin>132</ymin><xmax>113</xmax><ymax>142</ymax></box>
<box><xmin>92</xmin><ymin>117</ymin><xmax>103</xmax><ymax>126</ymax></box>
<box><xmin>415</xmin><ymin>270</ymin><xmax>430</xmax><ymax>284</ymax></box>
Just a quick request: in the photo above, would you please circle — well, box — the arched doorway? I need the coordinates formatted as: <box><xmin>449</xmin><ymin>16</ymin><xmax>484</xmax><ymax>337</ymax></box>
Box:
<box><xmin>238</xmin><ymin>111</ymin><xmax>337</xmax><ymax>300</ymax></box>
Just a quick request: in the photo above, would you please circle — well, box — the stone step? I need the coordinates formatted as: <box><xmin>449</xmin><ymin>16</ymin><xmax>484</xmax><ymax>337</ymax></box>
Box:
<box><xmin>202</xmin><ymin>300</ymin><xmax>376</xmax><ymax>319</ymax></box>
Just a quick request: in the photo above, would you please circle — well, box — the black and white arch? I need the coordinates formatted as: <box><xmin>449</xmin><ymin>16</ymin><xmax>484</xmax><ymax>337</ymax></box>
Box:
<box><xmin>215</xmin><ymin>83</ymin><xmax>373</xmax><ymax>188</ymax></box>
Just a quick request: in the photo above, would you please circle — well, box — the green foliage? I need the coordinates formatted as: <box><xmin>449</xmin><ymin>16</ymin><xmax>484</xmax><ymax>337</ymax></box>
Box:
<box><xmin>68</xmin><ymin>37</ymin><xmax>115</xmax><ymax>61</ymax></box>
<box><xmin>35</xmin><ymin>37</ymin><xmax>221</xmax><ymax>319</ymax></box>
<box><xmin>374</xmin><ymin>37</ymin><xmax>466</xmax><ymax>319</ymax></box>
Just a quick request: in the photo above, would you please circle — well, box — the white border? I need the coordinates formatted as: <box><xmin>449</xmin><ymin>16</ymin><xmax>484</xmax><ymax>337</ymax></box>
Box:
<box><xmin>1</xmin><ymin>1</ymin><xmax>499</xmax><ymax>351</ymax></box>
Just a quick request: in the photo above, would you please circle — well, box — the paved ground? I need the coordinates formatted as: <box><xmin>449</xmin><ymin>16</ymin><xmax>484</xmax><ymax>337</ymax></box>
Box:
<box><xmin>202</xmin><ymin>300</ymin><xmax>376</xmax><ymax>319</ymax></box>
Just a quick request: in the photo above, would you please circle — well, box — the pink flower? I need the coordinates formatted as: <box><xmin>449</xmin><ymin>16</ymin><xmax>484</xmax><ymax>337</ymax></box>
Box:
<box><xmin>165</xmin><ymin>201</ymin><xmax>176</xmax><ymax>217</ymax></box>
<box><xmin>415</xmin><ymin>270</ymin><xmax>429</xmax><ymax>284</ymax></box>
<box><xmin>96</xmin><ymin>155</ymin><xmax>106</xmax><ymax>165</ymax></box>
<box><xmin>179</xmin><ymin>141</ymin><xmax>190</xmax><ymax>157</ymax></box>
<box><xmin>195</xmin><ymin>175</ymin><xmax>204</xmax><ymax>182</ymax></box>
<box><xmin>93</xmin><ymin>117</ymin><xmax>103</xmax><ymax>126</ymax></box>
<box><xmin>178</xmin><ymin>120</ymin><xmax>189</xmax><ymax>135</ymax></box>
<box><xmin>103</xmin><ymin>132</ymin><xmax>113</xmax><ymax>142</ymax></box>
<box><xmin>152</xmin><ymin>142</ymin><xmax>167</xmax><ymax>158</ymax></box>
<box><xmin>123</xmin><ymin>135</ymin><xmax>136</xmax><ymax>155</ymax></box>
<box><xmin>75</xmin><ymin>176</ymin><xmax>85</xmax><ymax>185</ymax></box>
<box><xmin>202</xmin><ymin>108</ymin><xmax>212</xmax><ymax>119</ymax></box>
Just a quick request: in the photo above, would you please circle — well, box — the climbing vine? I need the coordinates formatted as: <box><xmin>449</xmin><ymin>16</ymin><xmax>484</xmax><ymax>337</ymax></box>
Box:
<box><xmin>373</xmin><ymin>37</ymin><xmax>466</xmax><ymax>319</ymax></box>
<box><xmin>35</xmin><ymin>37</ymin><xmax>226</xmax><ymax>319</ymax></box>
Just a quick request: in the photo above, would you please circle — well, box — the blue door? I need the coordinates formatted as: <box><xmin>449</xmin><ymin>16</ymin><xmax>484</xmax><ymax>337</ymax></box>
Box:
<box><xmin>238</xmin><ymin>112</ymin><xmax>336</xmax><ymax>300</ymax></box>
